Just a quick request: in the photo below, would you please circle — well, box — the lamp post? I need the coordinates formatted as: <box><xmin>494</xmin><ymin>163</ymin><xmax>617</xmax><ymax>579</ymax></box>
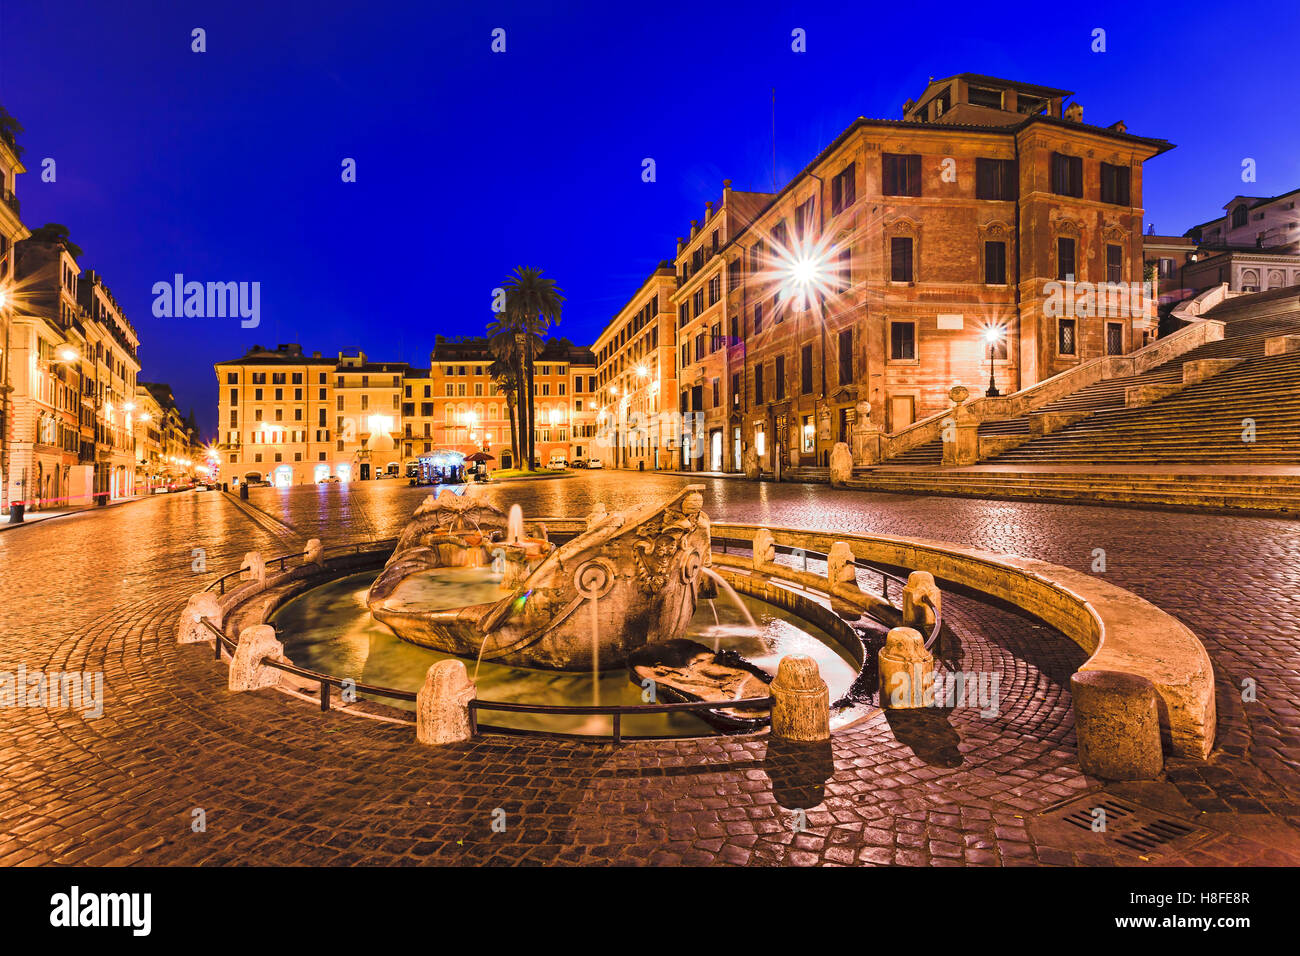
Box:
<box><xmin>984</xmin><ymin>324</ymin><xmax>1004</xmax><ymax>397</ymax></box>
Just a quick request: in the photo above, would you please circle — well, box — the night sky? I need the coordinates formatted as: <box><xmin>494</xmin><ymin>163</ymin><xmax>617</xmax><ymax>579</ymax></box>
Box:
<box><xmin>2</xmin><ymin>0</ymin><xmax>1296</xmax><ymax>437</ymax></box>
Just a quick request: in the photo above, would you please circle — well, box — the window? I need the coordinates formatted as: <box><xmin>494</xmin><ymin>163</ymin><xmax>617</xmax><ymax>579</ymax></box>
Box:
<box><xmin>1050</xmin><ymin>153</ymin><xmax>1083</xmax><ymax>198</ymax></box>
<box><xmin>1231</xmin><ymin>205</ymin><xmax>1249</xmax><ymax>229</ymax></box>
<box><xmin>890</xmin><ymin>322</ymin><xmax>916</xmax><ymax>361</ymax></box>
<box><xmin>711</xmin><ymin>377</ymin><xmax>720</xmax><ymax>407</ymax></box>
<box><xmin>728</xmin><ymin>259</ymin><xmax>741</xmax><ymax>292</ymax></box>
<box><xmin>226</xmin><ymin>372</ymin><xmax>238</xmax><ymax>384</ymax></box>
<box><xmin>1100</xmin><ymin>162</ymin><xmax>1131</xmax><ymax>205</ymax></box>
<box><xmin>694</xmin><ymin>333</ymin><xmax>705</xmax><ymax>360</ymax></box>
<box><xmin>678</xmin><ymin>303</ymin><xmax>688</xmax><ymax>327</ymax></box>
<box><xmin>800</xmin><ymin>344</ymin><xmax>813</xmax><ymax>394</ymax></box>
<box><xmin>710</xmin><ymin>323</ymin><xmax>722</xmax><ymax>352</ymax></box>
<box><xmin>1158</xmin><ymin>257</ymin><xmax>1176</xmax><ymax>278</ymax></box>
<box><xmin>882</xmin><ymin>153</ymin><xmax>922</xmax><ymax>197</ymax></box>
<box><xmin>890</xmin><ymin>237</ymin><xmax>914</xmax><ymax>282</ymax></box>
<box><xmin>708</xmin><ymin>275</ymin><xmax>720</xmax><ymax>305</ymax></box>
<box><xmin>838</xmin><ymin>328</ymin><xmax>853</xmax><ymax>385</ymax></box>
<box><xmin>753</xmin><ymin>302</ymin><xmax>764</xmax><ymax>335</ymax></box>
<box><xmin>1106</xmin><ymin>322</ymin><xmax>1124</xmax><ymax>356</ymax></box>
<box><xmin>1106</xmin><ymin>244</ymin><xmax>1123</xmax><ymax>284</ymax></box>
<box><xmin>836</xmin><ymin>248</ymin><xmax>852</xmax><ymax>292</ymax></box>
<box><xmin>1057</xmin><ymin>237</ymin><xmax>1076</xmax><ymax>281</ymax></box>
<box><xmin>830</xmin><ymin>163</ymin><xmax>856</xmax><ymax>214</ymax></box>
<box><xmin>985</xmin><ymin>241</ymin><xmax>1007</xmax><ymax>284</ymax></box>
<box><xmin>681</xmin><ymin>343</ymin><xmax>690</xmax><ymax>369</ymax></box>
<box><xmin>975</xmin><ymin>159</ymin><xmax>1017</xmax><ymax>200</ymax></box>
<box><xmin>1058</xmin><ymin>318</ymin><xmax>1077</xmax><ymax>355</ymax></box>
<box><xmin>754</xmin><ymin>365</ymin><xmax>765</xmax><ymax>405</ymax></box>
<box><xmin>693</xmin><ymin>289</ymin><xmax>704</xmax><ymax>316</ymax></box>
<box><xmin>795</xmin><ymin>197</ymin><xmax>815</xmax><ymax>239</ymax></box>
<box><xmin>732</xmin><ymin>372</ymin><xmax>741</xmax><ymax>407</ymax></box>
<box><xmin>775</xmin><ymin>356</ymin><xmax>786</xmax><ymax>400</ymax></box>
<box><xmin>968</xmin><ymin>86</ymin><xmax>1003</xmax><ymax>109</ymax></box>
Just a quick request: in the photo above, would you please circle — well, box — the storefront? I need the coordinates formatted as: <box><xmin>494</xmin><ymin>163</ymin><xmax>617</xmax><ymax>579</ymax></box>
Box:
<box><xmin>413</xmin><ymin>450</ymin><xmax>466</xmax><ymax>485</ymax></box>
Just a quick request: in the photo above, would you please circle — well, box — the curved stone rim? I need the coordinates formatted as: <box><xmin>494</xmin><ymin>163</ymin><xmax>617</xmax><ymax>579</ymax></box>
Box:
<box><xmin>709</xmin><ymin>521</ymin><xmax>1216</xmax><ymax>760</ymax></box>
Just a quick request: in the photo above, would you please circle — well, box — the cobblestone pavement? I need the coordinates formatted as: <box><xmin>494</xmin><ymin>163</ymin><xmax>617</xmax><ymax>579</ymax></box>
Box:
<box><xmin>1</xmin><ymin>475</ymin><xmax>1298</xmax><ymax>866</ymax></box>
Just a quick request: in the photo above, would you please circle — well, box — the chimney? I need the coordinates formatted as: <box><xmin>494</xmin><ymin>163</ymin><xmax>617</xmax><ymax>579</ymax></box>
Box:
<box><xmin>1064</xmin><ymin>102</ymin><xmax>1083</xmax><ymax>123</ymax></box>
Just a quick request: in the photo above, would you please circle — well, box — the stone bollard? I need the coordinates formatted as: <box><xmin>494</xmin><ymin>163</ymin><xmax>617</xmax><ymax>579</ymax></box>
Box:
<box><xmin>416</xmin><ymin>659</ymin><xmax>477</xmax><ymax>745</ymax></box>
<box><xmin>228</xmin><ymin>625</ymin><xmax>283</xmax><ymax>691</ymax></box>
<box><xmin>770</xmin><ymin>655</ymin><xmax>830</xmax><ymax>742</ymax></box>
<box><xmin>879</xmin><ymin>626</ymin><xmax>934</xmax><ymax>709</ymax></box>
<box><xmin>177</xmin><ymin>592</ymin><xmax>222</xmax><ymax>644</ymax></box>
<box><xmin>829</xmin><ymin>441</ymin><xmax>853</xmax><ymax>488</ymax></box>
<box><xmin>902</xmin><ymin>571</ymin><xmax>941</xmax><ymax>633</ymax></box>
<box><xmin>1070</xmin><ymin>670</ymin><xmax>1164</xmax><ymax>780</ymax></box>
<box><xmin>240</xmin><ymin>551</ymin><xmax>266</xmax><ymax>589</ymax></box>
<box><xmin>827</xmin><ymin>541</ymin><xmax>860</xmax><ymax>593</ymax></box>
<box><xmin>304</xmin><ymin>538</ymin><xmax>325</xmax><ymax>566</ymax></box>
<box><xmin>752</xmin><ymin>528</ymin><xmax>776</xmax><ymax>570</ymax></box>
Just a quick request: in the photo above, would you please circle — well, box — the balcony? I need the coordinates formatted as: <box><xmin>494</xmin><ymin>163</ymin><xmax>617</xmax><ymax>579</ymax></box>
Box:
<box><xmin>0</xmin><ymin>187</ymin><xmax>18</xmax><ymax>216</ymax></box>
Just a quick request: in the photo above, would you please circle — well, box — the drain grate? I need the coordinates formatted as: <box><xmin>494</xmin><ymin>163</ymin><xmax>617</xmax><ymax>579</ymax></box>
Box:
<box><xmin>1040</xmin><ymin>793</ymin><xmax>1211</xmax><ymax>858</ymax></box>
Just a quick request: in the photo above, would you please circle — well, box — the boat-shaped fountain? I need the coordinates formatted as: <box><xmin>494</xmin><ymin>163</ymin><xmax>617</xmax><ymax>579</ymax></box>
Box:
<box><xmin>367</xmin><ymin>484</ymin><xmax>714</xmax><ymax>670</ymax></box>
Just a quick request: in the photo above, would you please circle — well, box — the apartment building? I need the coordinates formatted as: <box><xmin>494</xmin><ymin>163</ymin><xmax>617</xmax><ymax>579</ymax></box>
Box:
<box><xmin>216</xmin><ymin>343</ymin><xmax>340</xmax><ymax>486</ymax></box>
<box><xmin>671</xmin><ymin>182</ymin><xmax>772</xmax><ymax>472</ymax></box>
<box><xmin>336</xmin><ymin>350</ymin><xmax>406</xmax><ymax>479</ymax></box>
<box><xmin>0</xmin><ymin>125</ymin><xmax>28</xmax><ymax>513</ymax></box>
<box><xmin>718</xmin><ymin>74</ymin><xmax>1169</xmax><ymax>472</ymax></box>
<box><xmin>140</xmin><ymin>381</ymin><xmax>202</xmax><ymax>488</ymax></box>
<box><xmin>78</xmin><ymin>269</ymin><xmax>141</xmax><ymax>501</ymax></box>
<box><xmin>218</xmin><ymin>339</ymin><xmax>595</xmax><ymax>483</ymax></box>
<box><xmin>593</xmin><ymin>266</ymin><xmax>679</xmax><ymax>470</ymax></box>
<box><xmin>1180</xmin><ymin>188</ymin><xmax>1300</xmax><ymax>295</ymax></box>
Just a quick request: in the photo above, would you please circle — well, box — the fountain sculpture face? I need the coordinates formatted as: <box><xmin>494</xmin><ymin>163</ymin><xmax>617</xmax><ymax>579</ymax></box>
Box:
<box><xmin>366</xmin><ymin>485</ymin><xmax>712</xmax><ymax>670</ymax></box>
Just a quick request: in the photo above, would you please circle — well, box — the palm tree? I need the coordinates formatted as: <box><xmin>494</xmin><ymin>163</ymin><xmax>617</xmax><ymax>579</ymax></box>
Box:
<box><xmin>502</xmin><ymin>267</ymin><xmax>564</xmax><ymax>469</ymax></box>
<box><xmin>488</xmin><ymin>316</ymin><xmax>527</xmax><ymax>468</ymax></box>
<box><xmin>487</xmin><ymin>352</ymin><xmax>519</xmax><ymax>470</ymax></box>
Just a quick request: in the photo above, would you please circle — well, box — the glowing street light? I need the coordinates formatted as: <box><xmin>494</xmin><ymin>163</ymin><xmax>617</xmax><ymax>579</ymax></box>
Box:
<box><xmin>635</xmin><ymin>364</ymin><xmax>648</xmax><ymax>379</ymax></box>
<box><xmin>57</xmin><ymin>347</ymin><xmax>79</xmax><ymax>363</ymax></box>
<box><xmin>984</xmin><ymin>324</ymin><xmax>1005</xmax><ymax>397</ymax></box>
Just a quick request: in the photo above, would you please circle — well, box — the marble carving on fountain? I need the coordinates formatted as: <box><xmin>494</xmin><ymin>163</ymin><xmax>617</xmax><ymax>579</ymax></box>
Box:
<box><xmin>367</xmin><ymin>485</ymin><xmax>712</xmax><ymax>670</ymax></box>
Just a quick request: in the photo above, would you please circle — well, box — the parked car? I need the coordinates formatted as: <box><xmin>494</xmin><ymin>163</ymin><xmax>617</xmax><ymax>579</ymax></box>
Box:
<box><xmin>570</xmin><ymin>458</ymin><xmax>586</xmax><ymax>469</ymax></box>
<box><xmin>587</xmin><ymin>458</ymin><xmax>604</xmax><ymax>469</ymax></box>
<box><xmin>317</xmin><ymin>476</ymin><xmax>340</xmax><ymax>484</ymax></box>
<box><xmin>547</xmin><ymin>456</ymin><xmax>568</xmax><ymax>469</ymax></box>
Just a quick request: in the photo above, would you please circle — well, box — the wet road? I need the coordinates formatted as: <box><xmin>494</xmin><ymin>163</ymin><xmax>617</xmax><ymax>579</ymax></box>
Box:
<box><xmin>0</xmin><ymin>474</ymin><xmax>1296</xmax><ymax>865</ymax></box>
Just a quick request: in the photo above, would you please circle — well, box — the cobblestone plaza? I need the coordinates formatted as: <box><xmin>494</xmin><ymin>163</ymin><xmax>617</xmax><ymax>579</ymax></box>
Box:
<box><xmin>2</xmin><ymin>473</ymin><xmax>1296</xmax><ymax>867</ymax></box>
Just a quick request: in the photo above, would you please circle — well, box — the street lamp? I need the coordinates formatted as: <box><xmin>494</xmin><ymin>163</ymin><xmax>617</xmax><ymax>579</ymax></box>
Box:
<box><xmin>984</xmin><ymin>324</ymin><xmax>1005</xmax><ymax>397</ymax></box>
<box><xmin>772</xmin><ymin>233</ymin><xmax>840</xmax><ymax>469</ymax></box>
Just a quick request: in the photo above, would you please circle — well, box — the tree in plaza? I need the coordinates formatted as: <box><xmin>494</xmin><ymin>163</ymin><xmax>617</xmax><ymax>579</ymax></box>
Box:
<box><xmin>500</xmin><ymin>267</ymin><xmax>564</xmax><ymax>470</ymax></box>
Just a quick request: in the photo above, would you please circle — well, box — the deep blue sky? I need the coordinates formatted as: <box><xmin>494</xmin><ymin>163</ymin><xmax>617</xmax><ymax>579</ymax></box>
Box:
<box><xmin>2</xmin><ymin>0</ymin><xmax>1297</xmax><ymax>437</ymax></box>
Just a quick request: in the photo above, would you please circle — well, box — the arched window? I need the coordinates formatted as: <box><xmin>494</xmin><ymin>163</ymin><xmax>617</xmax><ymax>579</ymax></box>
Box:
<box><xmin>1232</xmin><ymin>204</ymin><xmax>1249</xmax><ymax>229</ymax></box>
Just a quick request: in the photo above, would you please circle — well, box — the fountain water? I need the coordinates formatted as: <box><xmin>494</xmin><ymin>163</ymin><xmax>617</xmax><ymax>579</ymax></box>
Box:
<box><xmin>702</xmin><ymin>567</ymin><xmax>759</xmax><ymax>632</ymax></box>
<box><xmin>506</xmin><ymin>504</ymin><xmax>525</xmax><ymax>545</ymax></box>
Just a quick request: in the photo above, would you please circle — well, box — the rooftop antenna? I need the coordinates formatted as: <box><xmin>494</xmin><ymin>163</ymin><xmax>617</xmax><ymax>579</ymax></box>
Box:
<box><xmin>771</xmin><ymin>87</ymin><xmax>777</xmax><ymax>191</ymax></box>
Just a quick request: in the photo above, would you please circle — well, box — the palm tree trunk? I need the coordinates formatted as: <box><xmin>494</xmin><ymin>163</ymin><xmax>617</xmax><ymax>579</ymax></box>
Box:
<box><xmin>505</xmin><ymin>391</ymin><xmax>519</xmax><ymax>469</ymax></box>
<box><xmin>514</xmin><ymin>332</ymin><xmax>531</xmax><ymax>470</ymax></box>
<box><xmin>525</xmin><ymin>350</ymin><xmax>537</xmax><ymax>469</ymax></box>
